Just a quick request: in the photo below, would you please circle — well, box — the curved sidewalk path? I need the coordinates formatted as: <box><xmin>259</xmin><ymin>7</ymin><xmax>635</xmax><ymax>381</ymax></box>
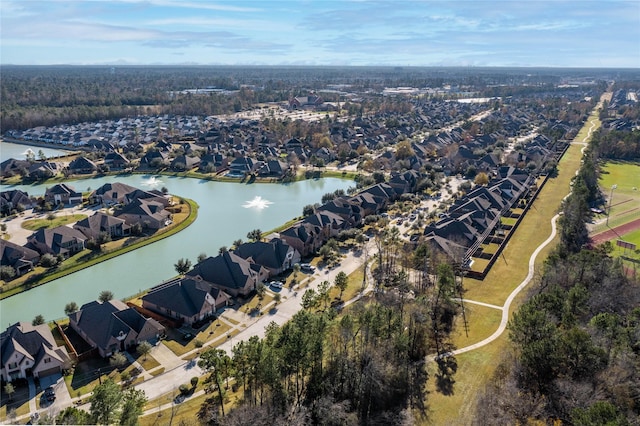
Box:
<box><xmin>444</xmin><ymin>213</ymin><xmax>560</xmax><ymax>357</ymax></box>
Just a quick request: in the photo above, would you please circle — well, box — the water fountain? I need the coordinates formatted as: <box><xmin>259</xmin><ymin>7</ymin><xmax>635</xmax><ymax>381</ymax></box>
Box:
<box><xmin>242</xmin><ymin>195</ymin><xmax>273</xmax><ymax>210</ymax></box>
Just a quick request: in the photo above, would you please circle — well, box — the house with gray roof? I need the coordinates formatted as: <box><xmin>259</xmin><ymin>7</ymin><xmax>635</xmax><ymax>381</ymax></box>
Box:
<box><xmin>1</xmin><ymin>322</ymin><xmax>72</xmax><ymax>382</ymax></box>
<box><xmin>26</xmin><ymin>226</ymin><xmax>86</xmax><ymax>257</ymax></box>
<box><xmin>68</xmin><ymin>156</ymin><xmax>98</xmax><ymax>174</ymax></box>
<box><xmin>233</xmin><ymin>238</ymin><xmax>301</xmax><ymax>277</ymax></box>
<box><xmin>1</xmin><ymin>189</ymin><xmax>34</xmax><ymax>215</ymax></box>
<box><xmin>68</xmin><ymin>299</ymin><xmax>164</xmax><ymax>358</ymax></box>
<box><xmin>186</xmin><ymin>251</ymin><xmax>268</xmax><ymax>297</ymax></box>
<box><xmin>1</xmin><ymin>240</ymin><xmax>40</xmax><ymax>276</ymax></box>
<box><xmin>114</xmin><ymin>198</ymin><xmax>171</xmax><ymax>230</ymax></box>
<box><xmin>73</xmin><ymin>212</ymin><xmax>130</xmax><ymax>240</ymax></box>
<box><xmin>90</xmin><ymin>182</ymin><xmax>139</xmax><ymax>206</ymax></box>
<box><xmin>44</xmin><ymin>183</ymin><xmax>82</xmax><ymax>206</ymax></box>
<box><xmin>141</xmin><ymin>277</ymin><xmax>230</xmax><ymax>326</ymax></box>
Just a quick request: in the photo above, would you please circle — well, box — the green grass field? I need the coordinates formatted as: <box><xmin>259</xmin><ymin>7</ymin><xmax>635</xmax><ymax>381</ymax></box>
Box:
<box><xmin>425</xmin><ymin>103</ymin><xmax>602</xmax><ymax>425</ymax></box>
<box><xmin>591</xmin><ymin>161</ymin><xmax>640</xmax><ymax>235</ymax></box>
<box><xmin>21</xmin><ymin>213</ymin><xmax>88</xmax><ymax>231</ymax></box>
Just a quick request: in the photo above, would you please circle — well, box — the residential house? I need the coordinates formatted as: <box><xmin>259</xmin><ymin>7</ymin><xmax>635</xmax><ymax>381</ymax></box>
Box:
<box><xmin>279</xmin><ymin>222</ymin><xmax>323</xmax><ymax>257</ymax></box>
<box><xmin>90</xmin><ymin>182</ymin><xmax>139</xmax><ymax>206</ymax></box>
<box><xmin>73</xmin><ymin>212</ymin><xmax>130</xmax><ymax>240</ymax></box>
<box><xmin>0</xmin><ymin>189</ymin><xmax>34</xmax><ymax>215</ymax></box>
<box><xmin>114</xmin><ymin>198</ymin><xmax>171</xmax><ymax>230</ymax></box>
<box><xmin>141</xmin><ymin>277</ymin><xmax>230</xmax><ymax>326</ymax></box>
<box><xmin>186</xmin><ymin>251</ymin><xmax>268</xmax><ymax>297</ymax></box>
<box><xmin>234</xmin><ymin>238</ymin><xmax>301</xmax><ymax>277</ymax></box>
<box><xmin>28</xmin><ymin>161</ymin><xmax>59</xmax><ymax>180</ymax></box>
<box><xmin>255</xmin><ymin>160</ymin><xmax>288</xmax><ymax>178</ymax></box>
<box><xmin>0</xmin><ymin>240</ymin><xmax>40</xmax><ymax>276</ymax></box>
<box><xmin>104</xmin><ymin>152</ymin><xmax>130</xmax><ymax>170</ymax></box>
<box><xmin>1</xmin><ymin>322</ymin><xmax>72</xmax><ymax>382</ymax></box>
<box><xmin>0</xmin><ymin>158</ymin><xmax>30</xmax><ymax>178</ymax></box>
<box><xmin>68</xmin><ymin>299</ymin><xmax>164</xmax><ymax>358</ymax></box>
<box><xmin>67</xmin><ymin>156</ymin><xmax>98</xmax><ymax>174</ymax></box>
<box><xmin>44</xmin><ymin>183</ymin><xmax>82</xmax><ymax>206</ymax></box>
<box><xmin>228</xmin><ymin>156</ymin><xmax>254</xmax><ymax>176</ymax></box>
<box><xmin>170</xmin><ymin>155</ymin><xmax>200</xmax><ymax>171</ymax></box>
<box><xmin>139</xmin><ymin>150</ymin><xmax>169</xmax><ymax>169</ymax></box>
<box><xmin>26</xmin><ymin>226</ymin><xmax>86</xmax><ymax>257</ymax></box>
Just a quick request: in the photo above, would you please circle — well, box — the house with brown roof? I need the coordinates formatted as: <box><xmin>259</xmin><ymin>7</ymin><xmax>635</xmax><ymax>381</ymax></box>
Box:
<box><xmin>1</xmin><ymin>322</ymin><xmax>72</xmax><ymax>382</ymax></box>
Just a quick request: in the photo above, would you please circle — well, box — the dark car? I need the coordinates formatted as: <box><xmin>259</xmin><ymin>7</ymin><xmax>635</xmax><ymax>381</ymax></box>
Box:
<box><xmin>43</xmin><ymin>386</ymin><xmax>56</xmax><ymax>402</ymax></box>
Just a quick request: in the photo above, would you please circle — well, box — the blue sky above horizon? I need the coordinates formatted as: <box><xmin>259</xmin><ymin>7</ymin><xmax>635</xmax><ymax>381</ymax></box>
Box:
<box><xmin>1</xmin><ymin>0</ymin><xmax>639</xmax><ymax>67</ymax></box>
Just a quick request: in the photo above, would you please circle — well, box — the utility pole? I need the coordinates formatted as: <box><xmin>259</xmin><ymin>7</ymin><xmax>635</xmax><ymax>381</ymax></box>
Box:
<box><xmin>606</xmin><ymin>184</ymin><xmax>617</xmax><ymax>226</ymax></box>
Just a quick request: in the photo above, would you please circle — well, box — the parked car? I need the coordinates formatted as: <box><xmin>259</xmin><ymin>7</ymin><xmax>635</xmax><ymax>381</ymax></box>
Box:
<box><xmin>43</xmin><ymin>387</ymin><xmax>56</xmax><ymax>402</ymax></box>
<box><xmin>300</xmin><ymin>263</ymin><xmax>316</xmax><ymax>272</ymax></box>
<box><xmin>269</xmin><ymin>281</ymin><xmax>283</xmax><ymax>289</ymax></box>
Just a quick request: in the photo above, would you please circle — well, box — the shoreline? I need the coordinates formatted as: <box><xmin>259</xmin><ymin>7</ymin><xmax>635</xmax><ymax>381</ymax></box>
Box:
<box><xmin>0</xmin><ymin>197</ymin><xmax>199</xmax><ymax>301</ymax></box>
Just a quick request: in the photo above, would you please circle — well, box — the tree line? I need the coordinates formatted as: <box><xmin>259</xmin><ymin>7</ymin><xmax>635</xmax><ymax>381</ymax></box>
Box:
<box><xmin>193</xmin><ymin>223</ymin><xmax>467</xmax><ymax>425</ymax></box>
<box><xmin>473</xmin><ymin>114</ymin><xmax>640</xmax><ymax>424</ymax></box>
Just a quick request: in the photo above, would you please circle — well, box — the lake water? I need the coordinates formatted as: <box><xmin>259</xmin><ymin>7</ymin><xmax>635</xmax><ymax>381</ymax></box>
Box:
<box><xmin>0</xmin><ymin>140</ymin><xmax>74</xmax><ymax>162</ymax></box>
<box><xmin>0</xmin><ymin>174</ymin><xmax>354</xmax><ymax>325</ymax></box>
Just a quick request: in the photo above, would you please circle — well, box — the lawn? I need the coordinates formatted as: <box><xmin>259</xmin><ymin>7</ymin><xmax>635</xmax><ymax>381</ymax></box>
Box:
<box><xmin>21</xmin><ymin>213</ymin><xmax>88</xmax><ymax>231</ymax></box>
<box><xmin>327</xmin><ymin>263</ymin><xmax>366</xmax><ymax>302</ymax></box>
<box><xmin>450</xmin><ymin>303</ymin><xmax>502</xmax><ymax>349</ymax></box>
<box><xmin>590</xmin><ymin>160</ymin><xmax>640</xmax><ymax>234</ymax></box>
<box><xmin>140</xmin><ymin>377</ymin><xmax>245</xmax><ymax>426</ymax></box>
<box><xmin>426</xmin><ymin>104</ymin><xmax>602</xmax><ymax>425</ymax></box>
<box><xmin>162</xmin><ymin>319</ymin><xmax>233</xmax><ymax>357</ymax></box>
<box><xmin>0</xmin><ymin>198</ymin><xmax>198</xmax><ymax>299</ymax></box>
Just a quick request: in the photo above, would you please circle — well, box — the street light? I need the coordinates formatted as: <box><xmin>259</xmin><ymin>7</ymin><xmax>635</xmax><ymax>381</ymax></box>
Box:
<box><xmin>606</xmin><ymin>184</ymin><xmax>617</xmax><ymax>226</ymax></box>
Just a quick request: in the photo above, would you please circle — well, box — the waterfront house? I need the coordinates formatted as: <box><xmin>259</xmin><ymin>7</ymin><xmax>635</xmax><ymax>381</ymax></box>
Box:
<box><xmin>233</xmin><ymin>238</ymin><xmax>301</xmax><ymax>277</ymax></box>
<box><xmin>0</xmin><ymin>240</ymin><xmax>40</xmax><ymax>276</ymax></box>
<box><xmin>68</xmin><ymin>299</ymin><xmax>165</xmax><ymax>358</ymax></box>
<box><xmin>104</xmin><ymin>152</ymin><xmax>130</xmax><ymax>170</ymax></box>
<box><xmin>67</xmin><ymin>156</ymin><xmax>98</xmax><ymax>174</ymax></box>
<box><xmin>0</xmin><ymin>189</ymin><xmax>34</xmax><ymax>215</ymax></box>
<box><xmin>26</xmin><ymin>226</ymin><xmax>86</xmax><ymax>257</ymax></box>
<box><xmin>90</xmin><ymin>182</ymin><xmax>139</xmax><ymax>206</ymax></box>
<box><xmin>279</xmin><ymin>222</ymin><xmax>323</xmax><ymax>257</ymax></box>
<box><xmin>44</xmin><ymin>183</ymin><xmax>82</xmax><ymax>206</ymax></box>
<box><xmin>141</xmin><ymin>277</ymin><xmax>230</xmax><ymax>326</ymax></box>
<box><xmin>1</xmin><ymin>322</ymin><xmax>72</xmax><ymax>382</ymax></box>
<box><xmin>114</xmin><ymin>198</ymin><xmax>171</xmax><ymax>230</ymax></box>
<box><xmin>73</xmin><ymin>212</ymin><xmax>130</xmax><ymax>240</ymax></box>
<box><xmin>186</xmin><ymin>251</ymin><xmax>268</xmax><ymax>297</ymax></box>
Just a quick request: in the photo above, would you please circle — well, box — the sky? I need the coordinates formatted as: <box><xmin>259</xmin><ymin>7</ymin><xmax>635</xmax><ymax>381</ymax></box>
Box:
<box><xmin>1</xmin><ymin>0</ymin><xmax>639</xmax><ymax>68</ymax></box>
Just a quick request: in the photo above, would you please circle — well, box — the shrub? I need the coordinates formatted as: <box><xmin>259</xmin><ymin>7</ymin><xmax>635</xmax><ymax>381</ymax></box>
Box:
<box><xmin>1</xmin><ymin>265</ymin><xmax>16</xmax><ymax>281</ymax></box>
<box><xmin>40</xmin><ymin>253</ymin><xmax>58</xmax><ymax>268</ymax></box>
<box><xmin>179</xmin><ymin>384</ymin><xmax>190</xmax><ymax>395</ymax></box>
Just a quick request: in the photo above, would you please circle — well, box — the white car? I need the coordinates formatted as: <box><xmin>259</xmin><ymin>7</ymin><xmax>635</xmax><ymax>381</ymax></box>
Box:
<box><xmin>300</xmin><ymin>263</ymin><xmax>316</xmax><ymax>272</ymax></box>
<box><xmin>269</xmin><ymin>281</ymin><xmax>283</xmax><ymax>289</ymax></box>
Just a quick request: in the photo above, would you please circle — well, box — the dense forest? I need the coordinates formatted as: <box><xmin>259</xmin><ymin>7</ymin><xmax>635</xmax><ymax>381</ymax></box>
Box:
<box><xmin>194</xmin><ymin>229</ymin><xmax>466</xmax><ymax>425</ymax></box>
<box><xmin>473</xmin><ymin>109</ymin><xmax>640</xmax><ymax>424</ymax></box>
<box><xmin>0</xmin><ymin>65</ymin><xmax>624</xmax><ymax>132</ymax></box>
